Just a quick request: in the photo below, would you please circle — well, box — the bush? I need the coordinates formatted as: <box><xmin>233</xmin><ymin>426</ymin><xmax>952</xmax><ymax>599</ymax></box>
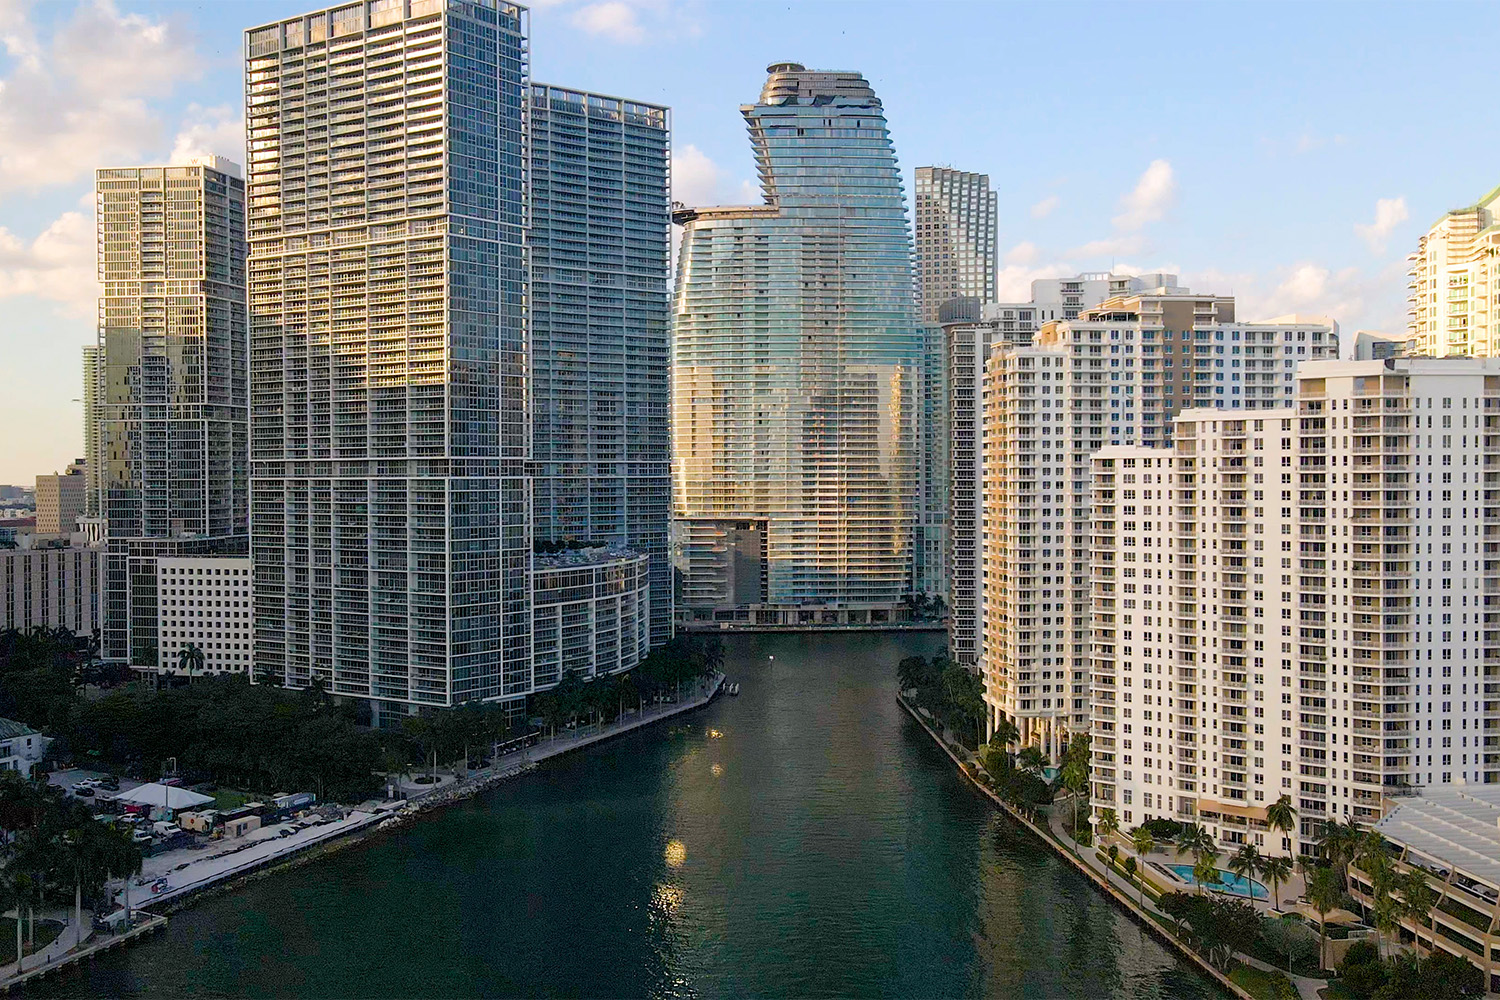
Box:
<box><xmin>1140</xmin><ymin>817</ymin><xmax>1184</xmax><ymax>841</ymax></box>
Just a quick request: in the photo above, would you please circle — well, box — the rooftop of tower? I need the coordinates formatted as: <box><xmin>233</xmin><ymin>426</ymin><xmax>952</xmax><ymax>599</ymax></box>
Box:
<box><xmin>758</xmin><ymin>62</ymin><xmax>878</xmax><ymax>106</ymax></box>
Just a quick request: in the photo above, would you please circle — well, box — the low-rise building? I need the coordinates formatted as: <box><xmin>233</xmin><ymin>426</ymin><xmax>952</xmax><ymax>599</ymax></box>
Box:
<box><xmin>156</xmin><ymin>557</ymin><xmax>253</xmax><ymax>676</ymax></box>
<box><xmin>531</xmin><ymin>546</ymin><xmax>649</xmax><ymax>689</ymax></box>
<box><xmin>34</xmin><ymin>461</ymin><xmax>87</xmax><ymax>536</ymax></box>
<box><xmin>0</xmin><ymin>718</ymin><xmax>49</xmax><ymax>778</ymax></box>
<box><xmin>1353</xmin><ymin>783</ymin><xmax>1500</xmax><ymax>992</ymax></box>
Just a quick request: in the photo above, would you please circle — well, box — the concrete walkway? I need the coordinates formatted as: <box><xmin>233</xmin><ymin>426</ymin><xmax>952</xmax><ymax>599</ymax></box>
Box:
<box><xmin>0</xmin><ymin>909</ymin><xmax>88</xmax><ymax>982</ymax></box>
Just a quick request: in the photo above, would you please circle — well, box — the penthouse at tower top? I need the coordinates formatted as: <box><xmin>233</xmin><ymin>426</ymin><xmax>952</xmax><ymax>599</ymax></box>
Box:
<box><xmin>673</xmin><ymin>63</ymin><xmax>921</xmax><ymax>626</ymax></box>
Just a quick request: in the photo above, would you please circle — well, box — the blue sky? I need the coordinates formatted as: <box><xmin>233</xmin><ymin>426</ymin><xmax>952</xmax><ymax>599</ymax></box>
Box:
<box><xmin>2</xmin><ymin>0</ymin><xmax>1497</xmax><ymax>483</ymax></box>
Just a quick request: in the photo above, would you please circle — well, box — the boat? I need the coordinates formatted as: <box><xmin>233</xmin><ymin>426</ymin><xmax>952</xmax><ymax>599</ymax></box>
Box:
<box><xmin>728</xmin><ymin>683</ymin><xmax>740</xmax><ymax>696</ymax></box>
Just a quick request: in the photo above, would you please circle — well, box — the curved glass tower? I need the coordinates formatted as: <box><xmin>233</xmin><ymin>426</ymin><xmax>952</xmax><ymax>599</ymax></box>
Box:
<box><xmin>672</xmin><ymin>63</ymin><xmax>919</xmax><ymax>624</ymax></box>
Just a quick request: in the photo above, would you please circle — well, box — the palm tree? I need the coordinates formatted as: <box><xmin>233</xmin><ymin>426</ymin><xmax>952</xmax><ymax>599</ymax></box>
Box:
<box><xmin>1192</xmin><ymin>848</ymin><xmax>1223</xmax><ymax>895</ymax></box>
<box><xmin>992</xmin><ymin>717</ymin><xmax>1020</xmax><ymax>752</ymax></box>
<box><xmin>1017</xmin><ymin>746</ymin><xmax>1047</xmax><ymax>778</ymax></box>
<box><xmin>1229</xmin><ymin>844</ymin><xmax>1262</xmax><ymax>892</ymax></box>
<box><xmin>1060</xmin><ymin>753</ymin><xmax>1088</xmax><ymax>853</ymax></box>
<box><xmin>176</xmin><ymin>642</ymin><xmax>206</xmax><ymax>678</ymax></box>
<box><xmin>1316</xmin><ymin>817</ymin><xmax>1361</xmax><ymax>888</ymax></box>
<box><xmin>1261</xmin><ymin>854</ymin><xmax>1294</xmax><ymax>913</ymax></box>
<box><xmin>1399</xmin><ymin>868</ymin><xmax>1436</xmax><ymax>953</ymax></box>
<box><xmin>1175</xmin><ymin>822</ymin><xmax>1213</xmax><ymax>861</ymax></box>
<box><xmin>1371</xmin><ymin>891</ymin><xmax>1400</xmax><ymax>961</ymax></box>
<box><xmin>1129</xmin><ymin>827</ymin><xmax>1155</xmax><ymax>908</ymax></box>
<box><xmin>1265</xmin><ymin>794</ymin><xmax>1297</xmax><ymax>854</ymax></box>
<box><xmin>1306</xmin><ymin>865</ymin><xmax>1343</xmax><ymax>971</ymax></box>
<box><xmin>1096</xmin><ymin>807</ymin><xmax>1120</xmax><ymax>848</ymax></box>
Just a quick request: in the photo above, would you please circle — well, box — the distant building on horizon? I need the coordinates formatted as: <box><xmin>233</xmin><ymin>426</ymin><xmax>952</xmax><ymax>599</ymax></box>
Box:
<box><xmin>1352</xmin><ymin>329</ymin><xmax>1411</xmax><ymax>361</ymax></box>
<box><xmin>96</xmin><ymin>156</ymin><xmax>248</xmax><ymax>669</ymax></box>
<box><xmin>34</xmin><ymin>460</ymin><xmax>87</xmax><ymax>536</ymax></box>
<box><xmin>1409</xmin><ymin>181</ymin><xmax>1500</xmax><ymax>357</ymax></box>
<box><xmin>672</xmin><ymin>62</ymin><xmax>921</xmax><ymax>626</ymax></box>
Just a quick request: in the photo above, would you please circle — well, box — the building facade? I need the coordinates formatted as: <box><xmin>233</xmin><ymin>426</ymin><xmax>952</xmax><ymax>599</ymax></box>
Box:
<box><xmin>1</xmin><ymin>544</ymin><xmax>101</xmax><ymax>636</ymax></box>
<box><xmin>1408</xmin><ymin>182</ymin><xmax>1500</xmax><ymax>358</ymax></box>
<box><xmin>35</xmin><ymin>461</ymin><xmax>87</xmax><ymax>536</ymax></box>
<box><xmin>913</xmin><ymin>166</ymin><xmax>995</xmax><ymax>324</ymax></box>
<box><xmin>96</xmin><ymin>156</ymin><xmax>248</xmax><ymax>668</ymax></box>
<box><xmin>82</xmin><ymin>344</ymin><xmax>104</xmax><ymax>517</ymax></box>
<box><xmin>672</xmin><ymin>63</ymin><xmax>921</xmax><ymax>625</ymax></box>
<box><xmin>531</xmin><ymin>546</ymin><xmax>649</xmax><ymax>687</ymax></box>
<box><xmin>1352</xmin><ymin>329</ymin><xmax>1410</xmax><ymax>361</ymax></box>
<box><xmin>915</xmin><ymin>321</ymin><xmax>948</xmax><ymax>602</ymax></box>
<box><xmin>0</xmin><ymin>719</ymin><xmax>49</xmax><ymax>779</ymax></box>
<box><xmin>156</xmin><ymin>556</ymin><xmax>253</xmax><ymax>676</ymax></box>
<box><xmin>978</xmin><ymin>290</ymin><xmax>1338</xmax><ymax>761</ymax></box>
<box><xmin>1091</xmin><ymin>359</ymin><xmax>1500</xmax><ymax>856</ymax></box>
<box><xmin>245</xmin><ymin>0</ymin><xmax>531</xmax><ymax>715</ymax></box>
<box><xmin>528</xmin><ymin>83</ymin><xmax>673</xmax><ymax>647</ymax></box>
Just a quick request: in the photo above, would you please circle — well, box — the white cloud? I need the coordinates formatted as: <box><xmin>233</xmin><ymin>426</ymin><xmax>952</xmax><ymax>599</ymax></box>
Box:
<box><xmin>1029</xmin><ymin>195</ymin><xmax>1059</xmax><ymax>219</ymax></box>
<box><xmin>169</xmin><ymin>105</ymin><xmax>245</xmax><ymax>166</ymax></box>
<box><xmin>1354</xmin><ymin>196</ymin><xmax>1409</xmax><ymax>254</ymax></box>
<box><xmin>0</xmin><ymin>0</ymin><xmax>202</xmax><ymax>195</ymax></box>
<box><xmin>0</xmin><ymin>207</ymin><xmax>97</xmax><ymax>316</ymax></box>
<box><xmin>996</xmin><ymin>262</ymin><xmax>1075</xmax><ymax>302</ymax></box>
<box><xmin>1112</xmin><ymin>159</ymin><xmax>1176</xmax><ymax>231</ymax></box>
<box><xmin>671</xmin><ymin>143</ymin><xmax>757</xmax><ymax>208</ymax></box>
<box><xmin>1004</xmin><ymin>241</ymin><xmax>1040</xmax><ymax>267</ymax></box>
<box><xmin>570</xmin><ymin>1</ymin><xmax>646</xmax><ymax>43</ymax></box>
<box><xmin>1072</xmin><ymin>235</ymin><xmax>1144</xmax><ymax>259</ymax></box>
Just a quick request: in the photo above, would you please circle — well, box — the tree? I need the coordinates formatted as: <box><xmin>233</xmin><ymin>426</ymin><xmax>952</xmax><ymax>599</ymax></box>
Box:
<box><xmin>1175</xmin><ymin>823</ymin><xmax>1213</xmax><ymax>861</ymax></box>
<box><xmin>1123</xmin><ymin>856</ymin><xmax>1139</xmax><ymax>904</ymax></box>
<box><xmin>1371</xmin><ymin>891</ymin><xmax>1400</xmax><ymax>961</ymax></box>
<box><xmin>1106</xmin><ymin>844</ymin><xmax>1119</xmax><ymax>868</ymax></box>
<box><xmin>1228</xmin><ymin>844</ymin><xmax>1261</xmax><ymax>891</ymax></box>
<box><xmin>992</xmin><ymin>716</ymin><xmax>1020</xmax><ymax>752</ymax></box>
<box><xmin>1265</xmin><ymin>793</ymin><xmax>1297</xmax><ymax>854</ymax></box>
<box><xmin>1399</xmin><ymin>868</ymin><xmax>1436</xmax><ymax>941</ymax></box>
<box><xmin>1261</xmin><ymin>854</ymin><xmax>1294</xmax><ymax>913</ymax></box>
<box><xmin>1129</xmin><ymin>827</ymin><xmax>1156</xmax><ymax>907</ymax></box>
<box><xmin>1261</xmin><ymin>914</ymin><xmax>1317</xmax><ymax>975</ymax></box>
<box><xmin>176</xmin><ymin>642</ymin><xmax>206</xmax><ymax>678</ymax></box>
<box><xmin>1317</xmin><ymin>817</ymin><xmax>1362</xmax><ymax>888</ymax></box>
<box><xmin>1307</xmin><ymin>864</ymin><xmax>1343</xmax><ymax>971</ymax></box>
<box><xmin>1095</xmin><ymin>807</ymin><xmax>1120</xmax><ymax>847</ymax></box>
<box><xmin>1017</xmin><ymin>746</ymin><xmax>1047</xmax><ymax>778</ymax></box>
<box><xmin>1060</xmin><ymin>749</ymin><xmax>1089</xmax><ymax>853</ymax></box>
<box><xmin>1192</xmin><ymin>849</ymin><xmax>1223</xmax><ymax>896</ymax></box>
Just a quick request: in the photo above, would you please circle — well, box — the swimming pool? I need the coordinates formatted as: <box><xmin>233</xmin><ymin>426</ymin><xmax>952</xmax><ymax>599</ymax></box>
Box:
<box><xmin>1166</xmin><ymin>864</ymin><xmax>1269</xmax><ymax>899</ymax></box>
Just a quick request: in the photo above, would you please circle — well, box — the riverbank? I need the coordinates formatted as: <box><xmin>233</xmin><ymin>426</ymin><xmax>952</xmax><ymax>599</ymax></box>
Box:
<box><xmin>897</xmin><ymin>694</ymin><xmax>1256</xmax><ymax>1000</ymax></box>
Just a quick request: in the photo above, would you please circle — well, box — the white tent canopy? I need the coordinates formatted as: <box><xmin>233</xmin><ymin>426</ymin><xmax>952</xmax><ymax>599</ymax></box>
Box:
<box><xmin>113</xmin><ymin>782</ymin><xmax>214</xmax><ymax>811</ymax></box>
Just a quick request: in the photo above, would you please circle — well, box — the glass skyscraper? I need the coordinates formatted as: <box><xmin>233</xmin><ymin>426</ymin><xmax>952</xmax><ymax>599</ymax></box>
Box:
<box><xmin>244</xmin><ymin>0</ymin><xmax>531</xmax><ymax>714</ymax></box>
<box><xmin>529</xmin><ymin>84</ymin><xmax>673</xmax><ymax>647</ymax></box>
<box><xmin>672</xmin><ymin>63</ymin><xmax>920</xmax><ymax>625</ymax></box>
<box><xmin>96</xmin><ymin>157</ymin><xmax>248</xmax><ymax>667</ymax></box>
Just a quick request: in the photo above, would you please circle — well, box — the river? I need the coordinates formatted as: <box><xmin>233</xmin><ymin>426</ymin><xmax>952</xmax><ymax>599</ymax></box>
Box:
<box><xmin>35</xmin><ymin>632</ymin><xmax>1220</xmax><ymax>998</ymax></box>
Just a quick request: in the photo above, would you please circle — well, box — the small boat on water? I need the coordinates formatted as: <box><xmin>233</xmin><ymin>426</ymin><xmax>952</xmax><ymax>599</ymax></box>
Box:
<box><xmin>728</xmin><ymin>683</ymin><xmax>740</xmax><ymax>696</ymax></box>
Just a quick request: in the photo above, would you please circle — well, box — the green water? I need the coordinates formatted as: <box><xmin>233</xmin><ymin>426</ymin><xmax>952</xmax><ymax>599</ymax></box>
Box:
<box><xmin>36</xmin><ymin>632</ymin><xmax>1219</xmax><ymax>998</ymax></box>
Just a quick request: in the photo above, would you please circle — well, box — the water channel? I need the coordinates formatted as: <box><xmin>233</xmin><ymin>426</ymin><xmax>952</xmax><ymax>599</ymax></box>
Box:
<box><xmin>35</xmin><ymin>632</ymin><xmax>1220</xmax><ymax>998</ymax></box>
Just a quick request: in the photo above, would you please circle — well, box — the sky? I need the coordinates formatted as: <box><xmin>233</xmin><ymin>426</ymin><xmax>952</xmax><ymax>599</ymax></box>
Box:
<box><xmin>2</xmin><ymin>0</ymin><xmax>1498</xmax><ymax>485</ymax></box>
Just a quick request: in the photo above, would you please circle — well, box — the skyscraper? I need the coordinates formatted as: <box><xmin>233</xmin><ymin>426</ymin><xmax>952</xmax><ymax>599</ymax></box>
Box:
<box><xmin>1092</xmin><ymin>359</ymin><xmax>1500</xmax><ymax>850</ymax></box>
<box><xmin>913</xmin><ymin>167</ymin><xmax>996</xmax><ymax>323</ymax></box>
<box><xmin>977</xmin><ymin>288</ymin><xmax>1337</xmax><ymax>759</ymax></box>
<box><xmin>529</xmin><ymin>83</ymin><xmax>673</xmax><ymax>646</ymax></box>
<box><xmin>244</xmin><ymin>1</ymin><xmax>531</xmax><ymax>715</ymax></box>
<box><xmin>1408</xmin><ymin>181</ymin><xmax>1500</xmax><ymax>357</ymax></box>
<box><xmin>96</xmin><ymin>156</ymin><xmax>248</xmax><ymax>668</ymax></box>
<box><xmin>672</xmin><ymin>63</ymin><xmax>921</xmax><ymax>626</ymax></box>
<box><xmin>81</xmin><ymin>344</ymin><xmax>103</xmax><ymax>517</ymax></box>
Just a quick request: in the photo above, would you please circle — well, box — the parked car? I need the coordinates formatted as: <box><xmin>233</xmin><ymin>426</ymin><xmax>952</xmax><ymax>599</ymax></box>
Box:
<box><xmin>72</xmin><ymin>786</ymin><xmax>95</xmax><ymax>798</ymax></box>
<box><xmin>131</xmin><ymin>830</ymin><xmax>152</xmax><ymax>844</ymax></box>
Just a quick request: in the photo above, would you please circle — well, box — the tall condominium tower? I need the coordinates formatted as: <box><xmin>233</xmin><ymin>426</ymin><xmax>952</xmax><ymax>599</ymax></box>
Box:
<box><xmin>944</xmin><ymin>273</ymin><xmax>1182</xmax><ymax>667</ymax></box>
<box><xmin>913</xmin><ymin>167</ymin><xmax>996</xmax><ymax>323</ymax></box>
<box><xmin>914</xmin><ymin>320</ymin><xmax>949</xmax><ymax>602</ymax></box>
<box><xmin>1409</xmin><ymin>182</ymin><xmax>1500</xmax><ymax>357</ymax></box>
<box><xmin>96</xmin><ymin>156</ymin><xmax>248</xmax><ymax>667</ymax></box>
<box><xmin>529</xmin><ymin>83</ymin><xmax>673</xmax><ymax>646</ymax></box>
<box><xmin>81</xmin><ymin>344</ymin><xmax>103</xmax><ymax>517</ymax></box>
<box><xmin>673</xmin><ymin>62</ymin><xmax>921</xmax><ymax>626</ymax></box>
<box><xmin>977</xmin><ymin>289</ymin><xmax>1337</xmax><ymax>760</ymax></box>
<box><xmin>1092</xmin><ymin>360</ymin><xmax>1500</xmax><ymax>853</ymax></box>
<box><xmin>244</xmin><ymin>1</ymin><xmax>531</xmax><ymax>714</ymax></box>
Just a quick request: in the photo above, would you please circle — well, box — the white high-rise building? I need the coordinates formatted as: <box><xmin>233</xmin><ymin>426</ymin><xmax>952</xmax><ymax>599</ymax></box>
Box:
<box><xmin>157</xmin><ymin>557</ymin><xmax>253</xmax><ymax>677</ymax></box>
<box><xmin>1091</xmin><ymin>358</ymin><xmax>1500</xmax><ymax>855</ymax></box>
<box><xmin>1408</xmin><ymin>182</ymin><xmax>1500</xmax><ymax>358</ymax></box>
<box><xmin>977</xmin><ymin>288</ymin><xmax>1338</xmax><ymax>761</ymax></box>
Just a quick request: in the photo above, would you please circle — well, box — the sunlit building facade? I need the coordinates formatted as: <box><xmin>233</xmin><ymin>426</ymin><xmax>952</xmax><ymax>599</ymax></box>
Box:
<box><xmin>95</xmin><ymin>156</ymin><xmax>248</xmax><ymax>668</ymax></box>
<box><xmin>244</xmin><ymin>0</ymin><xmax>531</xmax><ymax>715</ymax></box>
<box><xmin>1409</xmin><ymin>182</ymin><xmax>1500</xmax><ymax>357</ymax></box>
<box><xmin>913</xmin><ymin>166</ymin><xmax>995</xmax><ymax>324</ymax></box>
<box><xmin>672</xmin><ymin>63</ymin><xmax>921</xmax><ymax>625</ymax></box>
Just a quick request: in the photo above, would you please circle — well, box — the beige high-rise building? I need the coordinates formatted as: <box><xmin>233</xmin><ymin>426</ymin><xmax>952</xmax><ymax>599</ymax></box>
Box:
<box><xmin>82</xmin><ymin>344</ymin><xmax>103</xmax><ymax>517</ymax></box>
<box><xmin>914</xmin><ymin>167</ymin><xmax>996</xmax><ymax>324</ymax></box>
<box><xmin>34</xmin><ymin>461</ymin><xmax>86</xmax><ymax>535</ymax></box>
<box><xmin>1409</xmin><ymin>182</ymin><xmax>1500</xmax><ymax>357</ymax></box>
<box><xmin>1092</xmin><ymin>359</ymin><xmax>1500</xmax><ymax>855</ymax></box>
<box><xmin>977</xmin><ymin>288</ymin><xmax>1337</xmax><ymax>761</ymax></box>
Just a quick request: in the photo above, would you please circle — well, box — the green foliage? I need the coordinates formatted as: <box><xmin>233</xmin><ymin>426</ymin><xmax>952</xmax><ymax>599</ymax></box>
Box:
<box><xmin>55</xmin><ymin>675</ymin><xmax>383</xmax><ymax>802</ymax></box>
<box><xmin>1228</xmin><ymin>962</ymin><xmax>1300</xmax><ymax>1000</ymax></box>
<box><xmin>897</xmin><ymin>649</ymin><xmax>986</xmax><ymax>749</ymax></box>
<box><xmin>1139</xmin><ymin>817</ymin><xmax>1184</xmax><ymax>841</ymax></box>
<box><xmin>1260</xmin><ymin>914</ymin><xmax>1318</xmax><ymax>973</ymax></box>
<box><xmin>1158</xmin><ymin>891</ymin><xmax>1260</xmax><ymax>971</ymax></box>
<box><xmin>1336</xmin><ymin>937</ymin><xmax>1484</xmax><ymax>999</ymax></box>
<box><xmin>0</xmin><ymin>626</ymin><xmax>97</xmax><ymax>731</ymax></box>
